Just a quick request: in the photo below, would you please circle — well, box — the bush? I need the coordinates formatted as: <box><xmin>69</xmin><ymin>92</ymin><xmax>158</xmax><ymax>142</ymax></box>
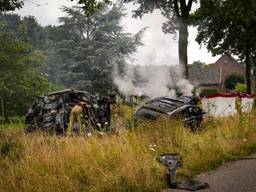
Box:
<box><xmin>224</xmin><ymin>74</ymin><xmax>245</xmax><ymax>90</ymax></box>
<box><xmin>234</xmin><ymin>83</ymin><xmax>247</xmax><ymax>93</ymax></box>
<box><xmin>200</xmin><ymin>89</ymin><xmax>218</xmax><ymax>97</ymax></box>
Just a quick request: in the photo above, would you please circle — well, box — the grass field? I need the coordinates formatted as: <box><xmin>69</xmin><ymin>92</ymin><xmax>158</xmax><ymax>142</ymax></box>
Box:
<box><xmin>1</xmin><ymin>106</ymin><xmax>256</xmax><ymax>191</ymax></box>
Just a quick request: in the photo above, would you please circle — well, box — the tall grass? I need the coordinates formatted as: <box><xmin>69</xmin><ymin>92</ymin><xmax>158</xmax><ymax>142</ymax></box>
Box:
<box><xmin>0</xmin><ymin>123</ymin><xmax>24</xmax><ymax>131</ymax></box>
<box><xmin>1</xmin><ymin>107</ymin><xmax>256</xmax><ymax>191</ymax></box>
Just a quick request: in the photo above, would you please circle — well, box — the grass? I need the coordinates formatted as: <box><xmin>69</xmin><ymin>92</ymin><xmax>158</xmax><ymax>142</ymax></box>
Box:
<box><xmin>1</xmin><ymin>106</ymin><xmax>256</xmax><ymax>191</ymax></box>
<box><xmin>0</xmin><ymin>123</ymin><xmax>24</xmax><ymax>131</ymax></box>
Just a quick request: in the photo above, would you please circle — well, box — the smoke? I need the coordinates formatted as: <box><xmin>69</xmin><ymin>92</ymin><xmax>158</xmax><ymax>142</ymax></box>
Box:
<box><xmin>112</xmin><ymin>64</ymin><xmax>137</xmax><ymax>96</ymax></box>
<box><xmin>112</xmin><ymin>60</ymin><xmax>194</xmax><ymax>99</ymax></box>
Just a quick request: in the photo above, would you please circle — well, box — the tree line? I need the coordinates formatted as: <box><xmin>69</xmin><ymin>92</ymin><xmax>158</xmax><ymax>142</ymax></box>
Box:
<box><xmin>1</xmin><ymin>1</ymin><xmax>256</xmax><ymax>91</ymax></box>
<box><xmin>0</xmin><ymin>3</ymin><xmax>143</xmax><ymax>120</ymax></box>
<box><xmin>80</xmin><ymin>0</ymin><xmax>256</xmax><ymax>93</ymax></box>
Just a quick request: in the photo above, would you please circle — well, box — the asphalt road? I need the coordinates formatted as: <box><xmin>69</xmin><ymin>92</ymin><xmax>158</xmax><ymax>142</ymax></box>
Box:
<box><xmin>171</xmin><ymin>154</ymin><xmax>256</xmax><ymax>192</ymax></box>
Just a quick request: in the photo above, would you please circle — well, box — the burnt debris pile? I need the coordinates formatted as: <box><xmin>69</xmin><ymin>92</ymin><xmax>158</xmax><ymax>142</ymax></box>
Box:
<box><xmin>25</xmin><ymin>89</ymin><xmax>115</xmax><ymax>135</ymax></box>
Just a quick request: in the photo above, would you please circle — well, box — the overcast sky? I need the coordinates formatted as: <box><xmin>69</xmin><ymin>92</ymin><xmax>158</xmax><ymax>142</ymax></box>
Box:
<box><xmin>14</xmin><ymin>0</ymin><xmax>220</xmax><ymax>65</ymax></box>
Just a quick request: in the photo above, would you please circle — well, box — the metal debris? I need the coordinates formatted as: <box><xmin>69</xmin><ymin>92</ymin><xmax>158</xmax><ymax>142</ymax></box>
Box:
<box><xmin>134</xmin><ymin>97</ymin><xmax>204</xmax><ymax>131</ymax></box>
<box><xmin>179</xmin><ymin>96</ymin><xmax>200</xmax><ymax>105</ymax></box>
<box><xmin>159</xmin><ymin>153</ymin><xmax>209</xmax><ymax>191</ymax></box>
<box><xmin>25</xmin><ymin>89</ymin><xmax>115</xmax><ymax>135</ymax></box>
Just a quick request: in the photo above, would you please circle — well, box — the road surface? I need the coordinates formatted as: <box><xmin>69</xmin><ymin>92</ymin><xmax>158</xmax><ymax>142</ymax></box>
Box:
<box><xmin>172</xmin><ymin>154</ymin><xmax>256</xmax><ymax>192</ymax></box>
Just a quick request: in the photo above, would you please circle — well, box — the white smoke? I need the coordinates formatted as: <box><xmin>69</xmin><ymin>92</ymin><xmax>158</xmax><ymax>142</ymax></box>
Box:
<box><xmin>112</xmin><ymin>64</ymin><xmax>137</xmax><ymax>96</ymax></box>
<box><xmin>112</xmin><ymin>59</ymin><xmax>194</xmax><ymax>99</ymax></box>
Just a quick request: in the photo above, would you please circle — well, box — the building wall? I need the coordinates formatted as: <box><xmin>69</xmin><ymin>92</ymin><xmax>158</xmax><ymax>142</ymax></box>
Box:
<box><xmin>190</xmin><ymin>54</ymin><xmax>255</xmax><ymax>93</ymax></box>
<box><xmin>214</xmin><ymin>55</ymin><xmax>245</xmax><ymax>90</ymax></box>
<box><xmin>200</xmin><ymin>85</ymin><xmax>221</xmax><ymax>91</ymax></box>
<box><xmin>215</xmin><ymin>55</ymin><xmax>255</xmax><ymax>92</ymax></box>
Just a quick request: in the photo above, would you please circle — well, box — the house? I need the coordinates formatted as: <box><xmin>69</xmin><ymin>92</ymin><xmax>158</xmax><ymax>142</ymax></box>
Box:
<box><xmin>188</xmin><ymin>54</ymin><xmax>253</xmax><ymax>92</ymax></box>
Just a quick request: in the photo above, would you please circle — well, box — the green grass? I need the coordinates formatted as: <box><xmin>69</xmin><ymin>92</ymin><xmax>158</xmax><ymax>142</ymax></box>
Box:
<box><xmin>0</xmin><ymin>116</ymin><xmax>25</xmax><ymax>131</ymax></box>
<box><xmin>1</xmin><ymin>106</ymin><xmax>256</xmax><ymax>191</ymax></box>
<box><xmin>0</xmin><ymin>123</ymin><xmax>24</xmax><ymax>131</ymax></box>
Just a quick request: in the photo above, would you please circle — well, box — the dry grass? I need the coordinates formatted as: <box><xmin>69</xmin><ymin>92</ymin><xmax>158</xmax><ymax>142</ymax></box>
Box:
<box><xmin>1</xmin><ymin>107</ymin><xmax>256</xmax><ymax>191</ymax></box>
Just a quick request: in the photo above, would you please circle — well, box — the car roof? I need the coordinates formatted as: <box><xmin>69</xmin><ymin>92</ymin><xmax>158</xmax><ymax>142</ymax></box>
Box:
<box><xmin>141</xmin><ymin>97</ymin><xmax>187</xmax><ymax>114</ymax></box>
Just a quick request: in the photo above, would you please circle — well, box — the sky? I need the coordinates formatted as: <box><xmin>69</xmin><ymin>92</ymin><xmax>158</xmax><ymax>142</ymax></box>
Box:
<box><xmin>14</xmin><ymin>0</ymin><xmax>220</xmax><ymax>66</ymax></box>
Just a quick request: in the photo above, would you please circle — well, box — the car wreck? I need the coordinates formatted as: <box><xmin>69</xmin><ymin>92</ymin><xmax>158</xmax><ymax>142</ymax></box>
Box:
<box><xmin>25</xmin><ymin>89</ymin><xmax>115</xmax><ymax>135</ymax></box>
<box><xmin>134</xmin><ymin>97</ymin><xmax>204</xmax><ymax>131</ymax></box>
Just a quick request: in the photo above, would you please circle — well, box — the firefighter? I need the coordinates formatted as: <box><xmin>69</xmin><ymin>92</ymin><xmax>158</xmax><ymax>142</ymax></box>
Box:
<box><xmin>67</xmin><ymin>102</ymin><xmax>87</xmax><ymax>136</ymax></box>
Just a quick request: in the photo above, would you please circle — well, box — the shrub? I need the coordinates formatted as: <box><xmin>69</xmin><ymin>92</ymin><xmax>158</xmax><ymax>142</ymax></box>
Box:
<box><xmin>234</xmin><ymin>83</ymin><xmax>247</xmax><ymax>93</ymax></box>
<box><xmin>224</xmin><ymin>73</ymin><xmax>245</xmax><ymax>90</ymax></box>
<box><xmin>200</xmin><ymin>89</ymin><xmax>218</xmax><ymax>97</ymax></box>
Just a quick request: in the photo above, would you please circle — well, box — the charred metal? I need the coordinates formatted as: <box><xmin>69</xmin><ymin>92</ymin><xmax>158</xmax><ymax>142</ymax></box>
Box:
<box><xmin>159</xmin><ymin>153</ymin><xmax>209</xmax><ymax>191</ymax></box>
<box><xmin>25</xmin><ymin>89</ymin><xmax>115</xmax><ymax>135</ymax></box>
<box><xmin>134</xmin><ymin>96</ymin><xmax>204</xmax><ymax>131</ymax></box>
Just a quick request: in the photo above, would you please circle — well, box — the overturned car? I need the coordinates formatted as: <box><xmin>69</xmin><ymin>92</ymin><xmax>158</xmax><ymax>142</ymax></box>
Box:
<box><xmin>134</xmin><ymin>97</ymin><xmax>204</xmax><ymax>131</ymax></box>
<box><xmin>25</xmin><ymin>89</ymin><xmax>114</xmax><ymax>135</ymax></box>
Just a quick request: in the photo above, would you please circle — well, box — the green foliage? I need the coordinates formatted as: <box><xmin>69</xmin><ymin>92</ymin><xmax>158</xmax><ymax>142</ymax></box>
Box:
<box><xmin>200</xmin><ymin>89</ymin><xmax>218</xmax><ymax>97</ymax></box>
<box><xmin>0</xmin><ymin>7</ymin><xmax>143</xmax><ymax>117</ymax></box>
<box><xmin>71</xmin><ymin>0</ymin><xmax>111</xmax><ymax>16</ymax></box>
<box><xmin>234</xmin><ymin>83</ymin><xmax>247</xmax><ymax>93</ymax></box>
<box><xmin>0</xmin><ymin>14</ymin><xmax>46</xmax><ymax>49</ymax></box>
<box><xmin>45</xmin><ymin>5</ymin><xmax>144</xmax><ymax>93</ymax></box>
<box><xmin>0</xmin><ymin>32</ymin><xmax>50</xmax><ymax>119</ymax></box>
<box><xmin>195</xmin><ymin>0</ymin><xmax>256</xmax><ymax>93</ymax></box>
<box><xmin>224</xmin><ymin>73</ymin><xmax>245</xmax><ymax>90</ymax></box>
<box><xmin>191</xmin><ymin>60</ymin><xmax>206</xmax><ymax>67</ymax></box>
<box><xmin>123</xmin><ymin>0</ymin><xmax>198</xmax><ymax>77</ymax></box>
<box><xmin>0</xmin><ymin>123</ymin><xmax>24</xmax><ymax>131</ymax></box>
<box><xmin>195</xmin><ymin>0</ymin><xmax>256</xmax><ymax>57</ymax></box>
<box><xmin>0</xmin><ymin>0</ymin><xmax>23</xmax><ymax>11</ymax></box>
<box><xmin>1</xmin><ymin>0</ymin><xmax>111</xmax><ymax>13</ymax></box>
<box><xmin>46</xmin><ymin>83</ymin><xmax>65</xmax><ymax>93</ymax></box>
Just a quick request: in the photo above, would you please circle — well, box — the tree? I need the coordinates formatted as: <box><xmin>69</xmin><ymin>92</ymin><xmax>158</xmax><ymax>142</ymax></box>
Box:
<box><xmin>0</xmin><ymin>0</ymin><xmax>109</xmax><ymax>13</ymax></box>
<box><xmin>0</xmin><ymin>32</ymin><xmax>50</xmax><ymax>120</ymax></box>
<box><xmin>75</xmin><ymin>0</ymin><xmax>198</xmax><ymax>79</ymax></box>
<box><xmin>190</xmin><ymin>60</ymin><xmax>206</xmax><ymax>67</ymax></box>
<box><xmin>70</xmin><ymin>0</ymin><xmax>111</xmax><ymax>16</ymax></box>
<box><xmin>0</xmin><ymin>13</ymin><xmax>63</xmax><ymax>120</ymax></box>
<box><xmin>0</xmin><ymin>0</ymin><xmax>23</xmax><ymax>11</ymax></box>
<box><xmin>0</xmin><ymin>13</ymin><xmax>46</xmax><ymax>49</ymax></box>
<box><xmin>195</xmin><ymin>0</ymin><xmax>256</xmax><ymax>93</ymax></box>
<box><xmin>128</xmin><ymin>0</ymin><xmax>199</xmax><ymax>79</ymax></box>
<box><xmin>45</xmin><ymin>4</ymin><xmax>144</xmax><ymax>93</ymax></box>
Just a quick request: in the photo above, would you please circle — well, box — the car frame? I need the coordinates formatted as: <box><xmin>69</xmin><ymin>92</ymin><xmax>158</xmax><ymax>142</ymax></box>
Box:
<box><xmin>134</xmin><ymin>97</ymin><xmax>204</xmax><ymax>131</ymax></box>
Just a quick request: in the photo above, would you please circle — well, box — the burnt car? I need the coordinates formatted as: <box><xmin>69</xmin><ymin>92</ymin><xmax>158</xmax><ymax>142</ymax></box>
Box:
<box><xmin>179</xmin><ymin>95</ymin><xmax>200</xmax><ymax>105</ymax></box>
<box><xmin>25</xmin><ymin>89</ymin><xmax>114</xmax><ymax>135</ymax></box>
<box><xmin>134</xmin><ymin>97</ymin><xmax>204</xmax><ymax>131</ymax></box>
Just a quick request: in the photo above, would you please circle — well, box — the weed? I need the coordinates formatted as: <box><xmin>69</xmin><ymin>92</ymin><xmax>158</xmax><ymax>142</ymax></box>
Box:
<box><xmin>0</xmin><ymin>107</ymin><xmax>256</xmax><ymax>191</ymax></box>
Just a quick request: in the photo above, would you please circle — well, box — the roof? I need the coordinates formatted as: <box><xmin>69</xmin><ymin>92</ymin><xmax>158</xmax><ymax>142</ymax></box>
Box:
<box><xmin>188</xmin><ymin>54</ymin><xmax>245</xmax><ymax>86</ymax></box>
<box><xmin>215</xmin><ymin>54</ymin><xmax>244</xmax><ymax>71</ymax></box>
<box><xmin>139</xmin><ymin>97</ymin><xmax>186</xmax><ymax>114</ymax></box>
<box><xmin>134</xmin><ymin>97</ymin><xmax>187</xmax><ymax>120</ymax></box>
